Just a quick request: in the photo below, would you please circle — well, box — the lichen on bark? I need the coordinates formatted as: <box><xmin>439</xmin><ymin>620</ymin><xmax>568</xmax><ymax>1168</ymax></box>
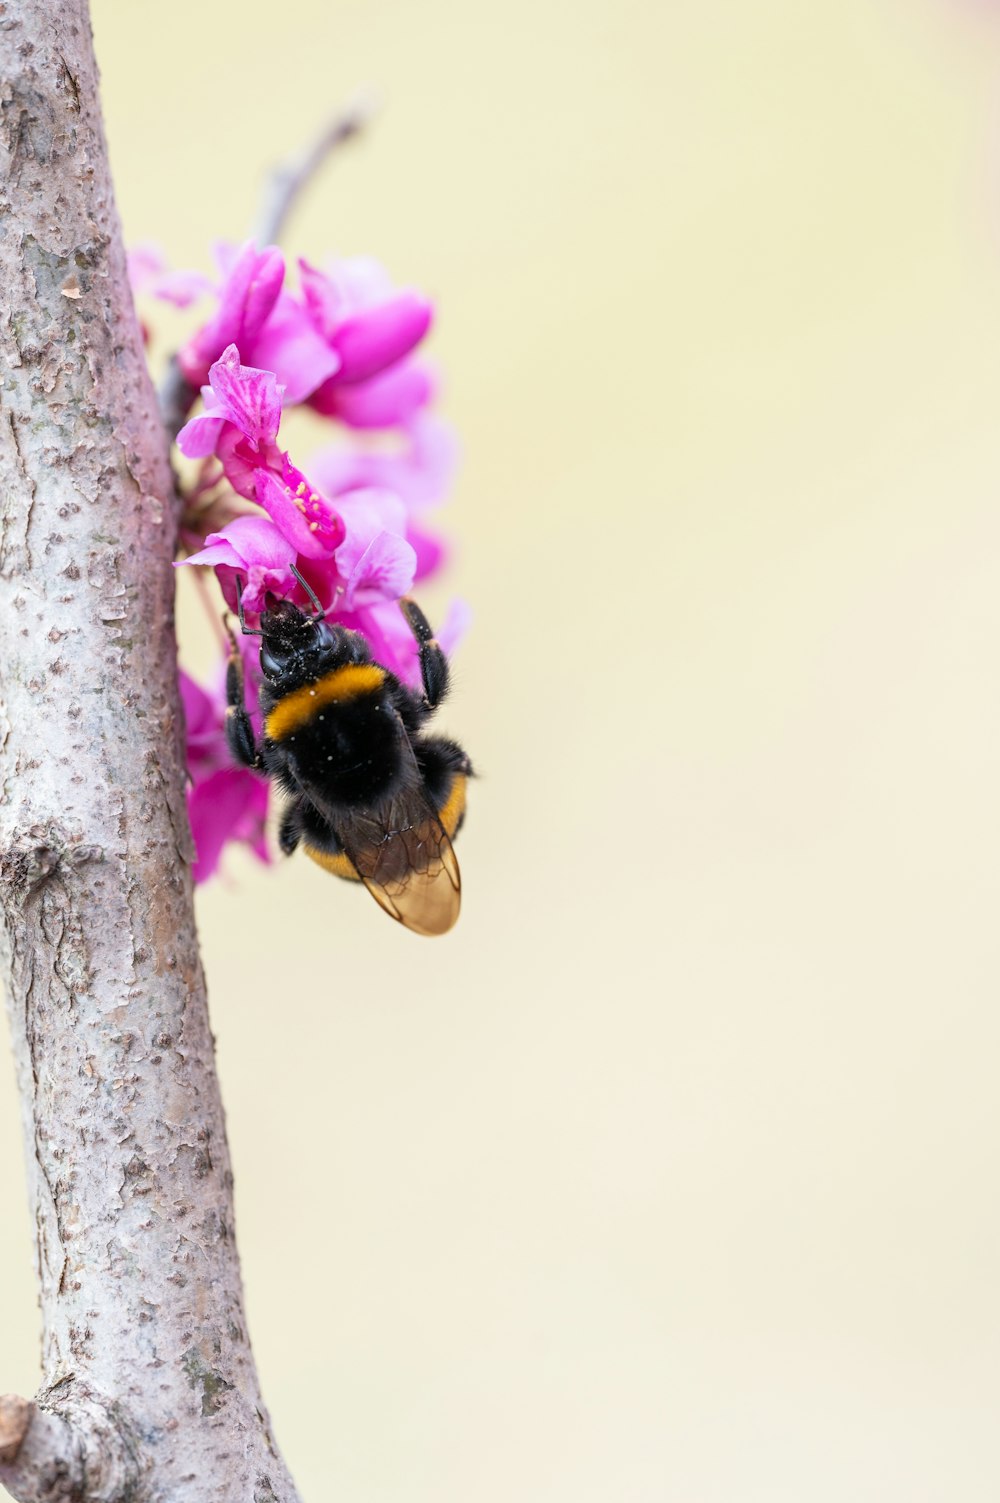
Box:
<box><xmin>0</xmin><ymin>3</ymin><xmax>299</xmax><ymax>1498</ymax></box>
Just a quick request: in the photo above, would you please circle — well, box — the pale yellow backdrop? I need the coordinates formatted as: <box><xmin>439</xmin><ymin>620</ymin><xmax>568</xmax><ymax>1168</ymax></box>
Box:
<box><xmin>3</xmin><ymin>0</ymin><xmax>1000</xmax><ymax>1497</ymax></box>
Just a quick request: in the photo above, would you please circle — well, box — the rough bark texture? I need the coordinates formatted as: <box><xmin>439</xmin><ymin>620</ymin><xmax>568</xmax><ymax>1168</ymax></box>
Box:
<box><xmin>0</xmin><ymin>5</ymin><xmax>299</xmax><ymax>1499</ymax></box>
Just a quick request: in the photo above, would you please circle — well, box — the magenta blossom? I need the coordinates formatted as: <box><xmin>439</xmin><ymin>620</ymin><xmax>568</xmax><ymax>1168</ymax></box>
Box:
<box><xmin>157</xmin><ymin>230</ymin><xmax>464</xmax><ymax>884</ymax></box>
<box><xmin>179</xmin><ymin>513</ymin><xmax>298</xmax><ymax>616</ymax></box>
<box><xmin>314</xmin><ymin>359</ymin><xmax>434</xmax><ymax>429</ymax></box>
<box><xmin>127</xmin><ymin>242</ymin><xmax>214</xmax><ymax>308</ymax></box>
<box><xmin>298</xmin><ymin>256</ymin><xmax>432</xmax><ymax>421</ymax></box>
<box><xmin>178</xmin><ymin>345</ymin><xmax>344</xmax><ymax>557</ymax></box>
<box><xmin>308</xmin><ymin>413</ymin><xmax>455</xmax><ymax>512</ymax></box>
<box><xmin>175</xmin><ymin>244</ymin><xmax>433</xmax><ymax>423</ymax></box>
<box><xmin>309</xmin><ymin>415</ymin><xmax>456</xmax><ymax>581</ymax></box>
<box><xmin>311</xmin><ymin>487</ymin><xmax>417</xmax><ymax>611</ymax></box>
<box><xmin>336</xmin><ymin>595</ymin><xmax>472</xmax><ymax>689</ymax></box>
<box><xmin>180</xmin><ymin>662</ymin><xmax>270</xmax><ymax>883</ymax></box>
<box><xmin>181</xmin><ymin>485</ymin><xmax>417</xmax><ymax>619</ymax></box>
<box><xmin>178</xmin><ymin>241</ymin><xmax>286</xmax><ymax>388</ymax></box>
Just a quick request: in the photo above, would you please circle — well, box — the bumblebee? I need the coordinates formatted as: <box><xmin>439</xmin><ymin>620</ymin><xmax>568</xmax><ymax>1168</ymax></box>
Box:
<box><xmin>225</xmin><ymin>570</ymin><xmax>471</xmax><ymax>936</ymax></box>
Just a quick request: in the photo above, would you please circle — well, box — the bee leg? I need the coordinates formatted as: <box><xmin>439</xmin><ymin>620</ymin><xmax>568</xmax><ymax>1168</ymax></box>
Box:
<box><xmin>277</xmin><ymin>801</ymin><xmax>302</xmax><ymax>856</ymax></box>
<box><xmin>224</xmin><ymin>620</ymin><xmax>261</xmax><ymax>770</ymax></box>
<box><xmin>399</xmin><ymin>597</ymin><xmax>450</xmax><ymax>709</ymax></box>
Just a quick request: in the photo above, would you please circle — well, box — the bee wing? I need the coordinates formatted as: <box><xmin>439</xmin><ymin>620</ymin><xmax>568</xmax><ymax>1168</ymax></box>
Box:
<box><xmin>306</xmin><ymin>722</ymin><xmax>460</xmax><ymax>937</ymax></box>
<box><xmin>335</xmin><ymin>787</ymin><xmax>462</xmax><ymax>937</ymax></box>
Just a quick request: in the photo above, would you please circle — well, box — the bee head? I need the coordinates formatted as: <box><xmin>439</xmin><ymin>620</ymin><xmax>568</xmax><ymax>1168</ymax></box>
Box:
<box><xmin>257</xmin><ymin>594</ymin><xmax>364</xmax><ymax>681</ymax></box>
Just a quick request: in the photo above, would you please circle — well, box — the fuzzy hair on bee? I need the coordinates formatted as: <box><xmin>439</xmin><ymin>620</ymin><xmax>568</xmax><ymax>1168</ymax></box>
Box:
<box><xmin>224</xmin><ymin>570</ymin><xmax>472</xmax><ymax>936</ymax></box>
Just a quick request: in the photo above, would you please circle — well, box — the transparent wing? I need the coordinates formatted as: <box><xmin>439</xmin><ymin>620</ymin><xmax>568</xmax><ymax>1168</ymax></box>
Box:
<box><xmin>344</xmin><ymin>791</ymin><xmax>462</xmax><ymax>937</ymax></box>
<box><xmin>311</xmin><ymin>723</ymin><xmax>462</xmax><ymax>937</ymax></box>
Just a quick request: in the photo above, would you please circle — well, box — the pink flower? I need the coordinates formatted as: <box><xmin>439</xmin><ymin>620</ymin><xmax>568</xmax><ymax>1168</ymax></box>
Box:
<box><xmin>241</xmin><ymin>288</ymin><xmax>341</xmax><ymax>405</ymax></box>
<box><xmin>178</xmin><ymin>343</ymin><xmax>283</xmax><ymax>480</ymax></box>
<box><xmin>178</xmin><ymin>513</ymin><xmax>298</xmax><ymax>616</ymax></box>
<box><xmin>178</xmin><ymin>241</ymin><xmax>285</xmax><ymax>388</ymax></box>
<box><xmin>299</xmin><ymin>257</ymin><xmax>433</xmax><ymax>423</ymax></box>
<box><xmin>336</xmin><ymin>595</ymin><xmax>471</xmax><ymax>688</ymax></box>
<box><xmin>127</xmin><ymin>243</ymin><xmax>213</xmax><ymax>307</ymax></box>
<box><xmin>181</xmin><ymin>484</ymin><xmax>417</xmax><ymax>620</ymax></box>
<box><xmin>167</xmin><ymin>233</ymin><xmax>462</xmax><ymax>883</ymax></box>
<box><xmin>177</xmin><ymin>346</ymin><xmax>345</xmax><ymax>555</ymax></box>
<box><xmin>324</xmin><ymin>488</ymin><xmax>417</xmax><ymax>609</ymax></box>
<box><xmin>180</xmin><ymin>663</ymin><xmax>270</xmax><ymax>883</ymax></box>
<box><xmin>308</xmin><ymin>414</ymin><xmax>455</xmax><ymax>511</ymax></box>
<box><xmin>308</xmin><ymin>416</ymin><xmax>455</xmax><ymax>581</ymax></box>
<box><xmin>174</xmin><ymin>248</ymin><xmax>432</xmax><ymax>422</ymax></box>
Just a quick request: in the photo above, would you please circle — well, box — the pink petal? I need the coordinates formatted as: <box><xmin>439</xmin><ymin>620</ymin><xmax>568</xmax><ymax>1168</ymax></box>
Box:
<box><xmin>335</xmin><ymin>485</ymin><xmax>408</xmax><ymax>546</ymax></box>
<box><xmin>215</xmin><ymin>561</ymin><xmax>293</xmax><ymax>617</ymax></box>
<box><xmin>246</xmin><ymin>292</ymin><xmax>342</xmax><ymax>404</ymax></box>
<box><xmin>153</xmin><ymin>268</ymin><xmax>214</xmax><ymax>309</ymax></box>
<box><xmin>237</xmin><ymin>244</ymin><xmax>286</xmax><ymax>342</ymax></box>
<box><xmin>222</xmin><ymin>512</ymin><xmax>301</xmax><ymax>566</ymax></box>
<box><xmin>177</xmin><ymin>535</ymin><xmax>248</xmax><ymax>571</ymax></box>
<box><xmin>333</xmin><ymin>488</ymin><xmax>415</xmax><ymax>608</ymax></box>
<box><xmin>408</xmin><ymin>521</ymin><xmax>447</xmax><ymax>582</ymax></box>
<box><xmin>322</xmin><ymin>256</ymin><xmax>395</xmax><ymax>310</ymax></box>
<box><xmin>177</xmin><ymin>410</ymin><xmax>226</xmax><ymax>459</ymax></box>
<box><xmin>311</xmin><ymin>361</ymin><xmax>434</xmax><ymax>427</ymax></box>
<box><xmin>342</xmin><ymin>531</ymin><xmax>416</xmax><ymax>610</ymax></box>
<box><xmin>330</xmin><ymin>293</ymin><xmax>433</xmax><ymax>385</ymax></box>
<box><xmin>253</xmin><ymin>468</ymin><xmax>344</xmax><ymax>559</ymax></box>
<box><xmin>179</xmin><ymin>667</ymin><xmax>223</xmax><ymax>769</ymax></box>
<box><xmin>179</xmin><ymin>242</ymin><xmax>285</xmax><ymax>385</ymax></box>
<box><xmin>127</xmin><ymin>243</ymin><xmax>165</xmax><ymax>293</ymax></box>
<box><xmin>188</xmin><ymin>766</ymin><xmax>269</xmax><ymax>883</ymax></box>
<box><xmin>178</xmin><ymin>513</ymin><xmax>298</xmax><ymax>585</ymax></box>
<box><xmin>436</xmin><ymin>597</ymin><xmax>472</xmax><ymax>657</ymax></box>
<box><xmin>208</xmin><ymin>345</ymin><xmax>283</xmax><ymax>447</ymax></box>
<box><xmin>308</xmin><ymin>416</ymin><xmax>456</xmax><ymax>512</ymax></box>
<box><xmin>298</xmin><ymin>257</ymin><xmax>349</xmax><ymax>341</ymax></box>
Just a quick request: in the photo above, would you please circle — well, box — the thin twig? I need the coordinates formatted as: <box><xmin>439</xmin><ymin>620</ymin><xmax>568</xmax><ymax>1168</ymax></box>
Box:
<box><xmin>155</xmin><ymin>92</ymin><xmax>375</xmax><ymax>442</ymax></box>
<box><xmin>158</xmin><ymin>354</ymin><xmax>197</xmax><ymax>443</ymax></box>
<box><xmin>251</xmin><ymin>89</ymin><xmax>377</xmax><ymax>247</ymax></box>
<box><xmin>0</xmin><ymin>1395</ymin><xmax>32</xmax><ymax>1466</ymax></box>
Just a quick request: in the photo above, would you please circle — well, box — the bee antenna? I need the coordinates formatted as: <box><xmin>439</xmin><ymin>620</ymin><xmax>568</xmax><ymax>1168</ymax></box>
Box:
<box><xmin>290</xmin><ymin>564</ymin><xmax>326</xmax><ymax>621</ymax></box>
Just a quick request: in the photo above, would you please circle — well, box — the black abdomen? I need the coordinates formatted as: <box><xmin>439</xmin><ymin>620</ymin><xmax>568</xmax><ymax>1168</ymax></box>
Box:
<box><xmin>263</xmin><ymin>664</ymin><xmax>403</xmax><ymax>809</ymax></box>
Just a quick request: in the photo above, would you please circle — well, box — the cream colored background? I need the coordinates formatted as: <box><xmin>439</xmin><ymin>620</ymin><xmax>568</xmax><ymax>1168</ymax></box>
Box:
<box><xmin>3</xmin><ymin>0</ymin><xmax>1000</xmax><ymax>1497</ymax></box>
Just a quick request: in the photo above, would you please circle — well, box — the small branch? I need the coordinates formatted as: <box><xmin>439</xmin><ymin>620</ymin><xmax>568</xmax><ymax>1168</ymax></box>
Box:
<box><xmin>0</xmin><ymin>1399</ymin><xmax>80</xmax><ymax>1503</ymax></box>
<box><xmin>0</xmin><ymin>1395</ymin><xmax>33</xmax><ymax>1465</ymax></box>
<box><xmin>157</xmin><ymin>354</ymin><xmax>197</xmax><ymax>444</ymax></box>
<box><xmin>156</xmin><ymin>92</ymin><xmax>375</xmax><ymax>440</ymax></box>
<box><xmin>251</xmin><ymin>89</ymin><xmax>376</xmax><ymax>247</ymax></box>
<box><xmin>0</xmin><ymin>1394</ymin><xmax>144</xmax><ymax>1503</ymax></box>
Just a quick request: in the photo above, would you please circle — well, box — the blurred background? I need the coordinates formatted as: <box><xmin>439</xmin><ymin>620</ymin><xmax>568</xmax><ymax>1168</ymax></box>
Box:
<box><xmin>4</xmin><ymin>0</ymin><xmax>1000</xmax><ymax>1497</ymax></box>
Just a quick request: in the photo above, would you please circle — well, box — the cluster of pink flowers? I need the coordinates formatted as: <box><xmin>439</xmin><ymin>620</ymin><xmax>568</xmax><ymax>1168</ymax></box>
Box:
<box><xmin>134</xmin><ymin>240</ymin><xmax>463</xmax><ymax>881</ymax></box>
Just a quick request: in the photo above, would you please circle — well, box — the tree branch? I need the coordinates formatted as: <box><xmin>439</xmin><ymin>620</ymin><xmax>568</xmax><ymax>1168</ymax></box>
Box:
<box><xmin>157</xmin><ymin>356</ymin><xmax>198</xmax><ymax>447</ymax></box>
<box><xmin>251</xmin><ymin>90</ymin><xmax>375</xmax><ymax>247</ymax></box>
<box><xmin>0</xmin><ymin>4</ymin><xmax>300</xmax><ymax>1498</ymax></box>
<box><xmin>157</xmin><ymin>93</ymin><xmax>373</xmax><ymax>441</ymax></box>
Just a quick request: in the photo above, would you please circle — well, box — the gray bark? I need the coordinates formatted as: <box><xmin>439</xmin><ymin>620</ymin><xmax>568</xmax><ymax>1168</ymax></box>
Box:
<box><xmin>0</xmin><ymin>4</ymin><xmax>299</xmax><ymax>1499</ymax></box>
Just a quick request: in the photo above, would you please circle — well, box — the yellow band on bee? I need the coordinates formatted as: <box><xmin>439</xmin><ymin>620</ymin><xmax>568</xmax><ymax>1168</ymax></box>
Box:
<box><xmin>437</xmin><ymin>773</ymin><xmax>467</xmax><ymax>839</ymax></box>
<box><xmin>265</xmin><ymin>664</ymin><xmax>385</xmax><ymax>742</ymax></box>
<box><xmin>302</xmin><ymin>844</ymin><xmax>360</xmax><ymax>881</ymax></box>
